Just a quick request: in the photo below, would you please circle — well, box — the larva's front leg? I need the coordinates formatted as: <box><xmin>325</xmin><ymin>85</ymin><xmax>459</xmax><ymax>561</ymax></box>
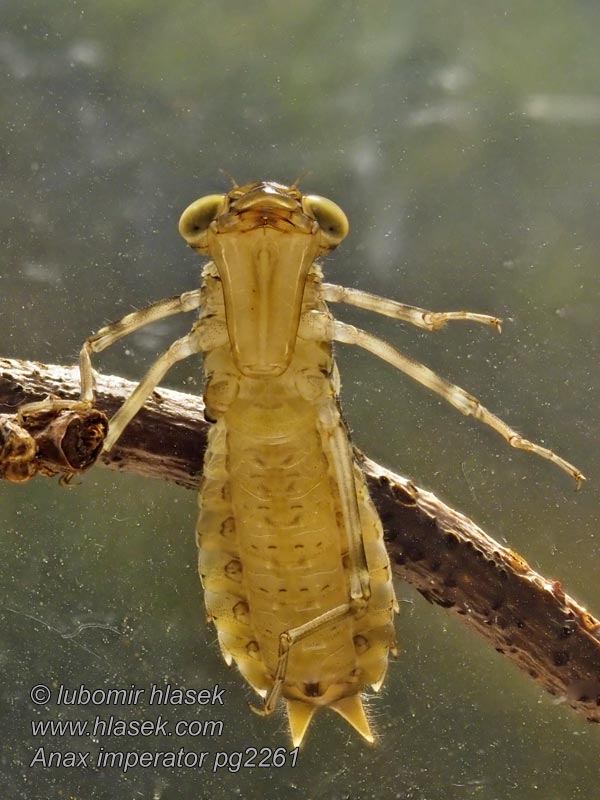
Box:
<box><xmin>321</xmin><ymin>283</ymin><xmax>501</xmax><ymax>333</ymax></box>
<box><xmin>17</xmin><ymin>289</ymin><xmax>203</xmax><ymax>427</ymax></box>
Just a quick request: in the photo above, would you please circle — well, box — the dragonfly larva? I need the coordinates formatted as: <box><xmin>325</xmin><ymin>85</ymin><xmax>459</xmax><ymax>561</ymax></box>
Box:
<box><xmin>26</xmin><ymin>180</ymin><xmax>584</xmax><ymax>746</ymax></box>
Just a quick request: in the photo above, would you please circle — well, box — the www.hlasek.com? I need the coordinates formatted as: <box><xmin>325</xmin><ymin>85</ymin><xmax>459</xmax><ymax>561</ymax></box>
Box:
<box><xmin>28</xmin><ymin>683</ymin><xmax>299</xmax><ymax>773</ymax></box>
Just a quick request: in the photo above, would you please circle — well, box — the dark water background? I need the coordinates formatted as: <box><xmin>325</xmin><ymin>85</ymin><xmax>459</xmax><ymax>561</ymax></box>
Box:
<box><xmin>1</xmin><ymin>2</ymin><xmax>599</xmax><ymax>798</ymax></box>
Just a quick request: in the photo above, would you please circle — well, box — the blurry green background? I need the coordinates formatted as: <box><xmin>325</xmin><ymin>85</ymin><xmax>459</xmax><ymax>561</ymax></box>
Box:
<box><xmin>1</xmin><ymin>1</ymin><xmax>599</xmax><ymax>798</ymax></box>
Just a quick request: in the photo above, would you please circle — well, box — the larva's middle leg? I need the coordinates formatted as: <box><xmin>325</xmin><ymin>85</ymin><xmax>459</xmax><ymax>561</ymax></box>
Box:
<box><xmin>333</xmin><ymin>319</ymin><xmax>585</xmax><ymax>487</ymax></box>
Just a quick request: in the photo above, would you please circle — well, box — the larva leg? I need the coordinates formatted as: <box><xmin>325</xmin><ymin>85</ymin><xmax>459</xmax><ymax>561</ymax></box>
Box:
<box><xmin>333</xmin><ymin>319</ymin><xmax>585</xmax><ymax>487</ymax></box>
<box><xmin>18</xmin><ymin>290</ymin><xmax>203</xmax><ymax>421</ymax></box>
<box><xmin>79</xmin><ymin>289</ymin><xmax>203</xmax><ymax>402</ymax></box>
<box><xmin>318</xmin><ymin>400</ymin><xmax>371</xmax><ymax>600</ymax></box>
<box><xmin>321</xmin><ymin>283</ymin><xmax>501</xmax><ymax>333</ymax></box>
<box><xmin>250</xmin><ymin>601</ymin><xmax>362</xmax><ymax>717</ymax></box>
<box><xmin>250</xmin><ymin>399</ymin><xmax>376</xmax><ymax>717</ymax></box>
<box><xmin>102</xmin><ymin>328</ymin><xmax>203</xmax><ymax>451</ymax></box>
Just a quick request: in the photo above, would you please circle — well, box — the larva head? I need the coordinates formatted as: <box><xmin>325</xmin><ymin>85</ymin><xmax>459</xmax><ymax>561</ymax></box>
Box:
<box><xmin>179</xmin><ymin>181</ymin><xmax>348</xmax><ymax>377</ymax></box>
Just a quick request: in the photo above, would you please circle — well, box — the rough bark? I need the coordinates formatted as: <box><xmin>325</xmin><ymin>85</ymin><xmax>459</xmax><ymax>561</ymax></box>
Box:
<box><xmin>1</xmin><ymin>356</ymin><xmax>599</xmax><ymax>723</ymax></box>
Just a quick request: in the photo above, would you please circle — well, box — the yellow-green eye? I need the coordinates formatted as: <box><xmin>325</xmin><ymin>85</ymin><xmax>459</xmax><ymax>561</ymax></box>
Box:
<box><xmin>302</xmin><ymin>194</ymin><xmax>349</xmax><ymax>249</ymax></box>
<box><xmin>178</xmin><ymin>194</ymin><xmax>225</xmax><ymax>249</ymax></box>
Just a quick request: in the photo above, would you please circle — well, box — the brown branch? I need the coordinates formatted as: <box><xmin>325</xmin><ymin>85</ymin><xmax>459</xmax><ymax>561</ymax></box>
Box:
<box><xmin>1</xmin><ymin>356</ymin><xmax>599</xmax><ymax>723</ymax></box>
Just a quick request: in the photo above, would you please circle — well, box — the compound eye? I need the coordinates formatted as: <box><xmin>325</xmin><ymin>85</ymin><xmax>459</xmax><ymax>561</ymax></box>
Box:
<box><xmin>302</xmin><ymin>194</ymin><xmax>349</xmax><ymax>249</ymax></box>
<box><xmin>178</xmin><ymin>194</ymin><xmax>225</xmax><ymax>250</ymax></box>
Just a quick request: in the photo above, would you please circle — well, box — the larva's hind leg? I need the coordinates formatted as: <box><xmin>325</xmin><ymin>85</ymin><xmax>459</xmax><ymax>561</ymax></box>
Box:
<box><xmin>317</xmin><ymin>400</ymin><xmax>372</xmax><ymax>601</ymax></box>
<box><xmin>249</xmin><ymin>599</ymin><xmax>374</xmax><ymax>746</ymax></box>
<box><xmin>249</xmin><ymin>602</ymin><xmax>354</xmax><ymax>717</ymax></box>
